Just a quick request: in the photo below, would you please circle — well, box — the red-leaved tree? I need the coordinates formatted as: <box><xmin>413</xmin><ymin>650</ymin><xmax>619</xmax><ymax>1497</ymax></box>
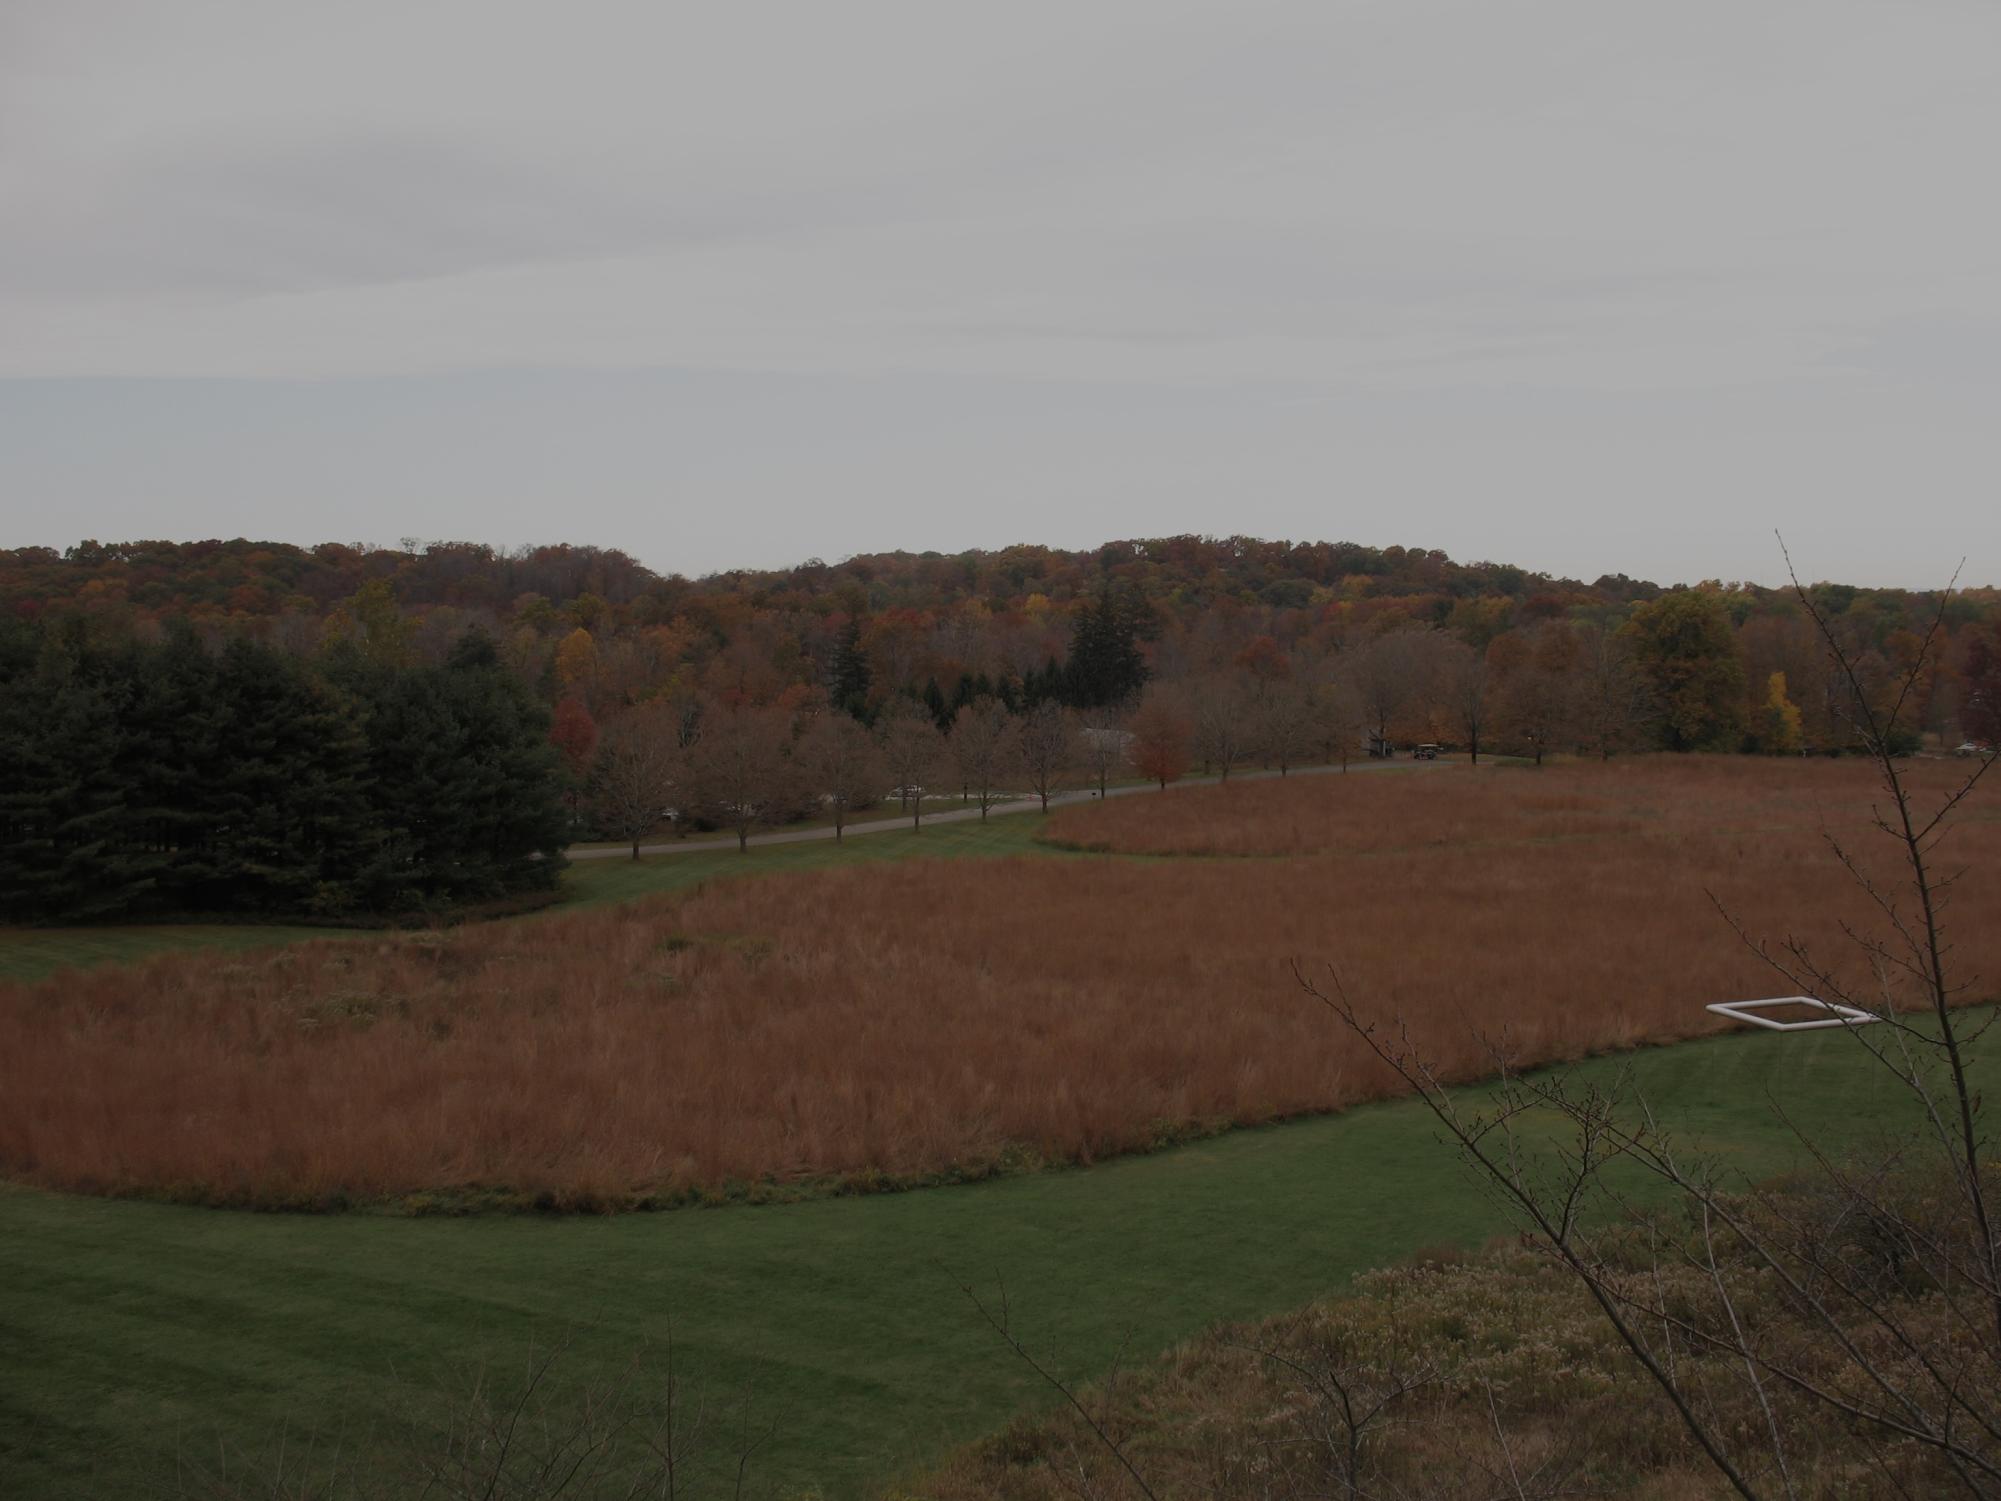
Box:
<box><xmin>549</xmin><ymin>696</ymin><xmax>599</xmax><ymax>777</ymax></box>
<box><xmin>1127</xmin><ymin>689</ymin><xmax>1193</xmax><ymax>790</ymax></box>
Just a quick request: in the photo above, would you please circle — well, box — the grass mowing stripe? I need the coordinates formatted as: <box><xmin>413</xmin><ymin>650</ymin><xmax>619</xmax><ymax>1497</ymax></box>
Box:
<box><xmin>5</xmin><ymin>1014</ymin><xmax>1989</xmax><ymax>1500</ymax></box>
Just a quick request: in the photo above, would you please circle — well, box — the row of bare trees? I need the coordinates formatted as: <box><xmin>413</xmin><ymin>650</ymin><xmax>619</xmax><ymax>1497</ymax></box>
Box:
<box><xmin>580</xmin><ymin>618</ymin><xmax>1669</xmax><ymax>857</ymax></box>
<box><xmin>1165</xmin><ymin>588</ymin><xmax>1967</xmax><ymax>771</ymax></box>
<box><xmin>578</xmin><ymin>593</ymin><xmax>1945</xmax><ymax>859</ymax></box>
<box><xmin>1121</xmin><ymin>618</ymin><xmax>1657</xmax><ymax>787</ymax></box>
<box><xmin>1256</xmin><ymin>620</ymin><xmax>1654</xmax><ymax>767</ymax></box>
<box><xmin>582</xmin><ymin>695</ymin><xmax>1149</xmax><ymax>857</ymax></box>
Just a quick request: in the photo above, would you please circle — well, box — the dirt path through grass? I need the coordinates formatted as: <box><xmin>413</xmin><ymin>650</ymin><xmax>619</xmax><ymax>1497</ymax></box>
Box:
<box><xmin>3</xmin><ymin>1015</ymin><xmax>1985</xmax><ymax>1500</ymax></box>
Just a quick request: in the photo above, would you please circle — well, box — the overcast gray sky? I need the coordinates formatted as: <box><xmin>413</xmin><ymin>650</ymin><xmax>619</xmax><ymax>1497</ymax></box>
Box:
<box><xmin>3</xmin><ymin>0</ymin><xmax>1996</xmax><ymax>587</ymax></box>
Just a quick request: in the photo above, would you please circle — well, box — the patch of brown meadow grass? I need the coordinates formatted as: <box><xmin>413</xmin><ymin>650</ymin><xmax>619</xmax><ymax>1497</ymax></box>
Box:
<box><xmin>1041</xmin><ymin>753</ymin><xmax>1989</xmax><ymax>859</ymax></box>
<box><xmin>1</xmin><ymin>758</ymin><xmax>1994</xmax><ymax>1208</ymax></box>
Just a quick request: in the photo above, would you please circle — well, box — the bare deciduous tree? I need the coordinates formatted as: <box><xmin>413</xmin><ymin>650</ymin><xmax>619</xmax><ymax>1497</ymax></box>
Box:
<box><xmin>1252</xmin><ymin>680</ymin><xmax>1318</xmax><ymax>777</ymax></box>
<box><xmin>1247</xmin><ymin>1297</ymin><xmax>1442</xmax><ymax>1501</ymax></box>
<box><xmin>950</xmin><ymin>698</ymin><xmax>1022</xmax><ymax>820</ymax></box>
<box><xmin>1433</xmin><ymin>637</ymin><xmax>1489</xmax><ymax>764</ymax></box>
<box><xmin>686</xmin><ymin>701</ymin><xmax>796</xmax><ymax>853</ymax></box>
<box><xmin>796</xmin><ymin>712</ymin><xmax>885</xmax><ymax>842</ymax></box>
<box><xmin>1189</xmin><ymin>673</ymin><xmax>1252</xmax><ymax>781</ymax></box>
<box><xmin>1573</xmin><ymin>620</ymin><xmax>1653</xmax><ymax>760</ymax></box>
<box><xmin>1349</xmin><ymin>629</ymin><xmax>1430</xmax><ymax>756</ymax></box>
<box><xmin>1076</xmin><ymin>707</ymin><xmax>1129</xmax><ymax>798</ymax></box>
<box><xmin>1491</xmin><ymin>622</ymin><xmax>1579</xmax><ymax>766</ymax></box>
<box><xmin>1018</xmin><ymin>702</ymin><xmax>1076</xmax><ymax>813</ymax></box>
<box><xmin>1313</xmin><ymin>669</ymin><xmax>1366</xmax><ymax>771</ymax></box>
<box><xmin>877</xmin><ymin>700</ymin><xmax>945</xmax><ymax>830</ymax></box>
<box><xmin>588</xmin><ymin>705</ymin><xmax>683</xmax><ymax>860</ymax></box>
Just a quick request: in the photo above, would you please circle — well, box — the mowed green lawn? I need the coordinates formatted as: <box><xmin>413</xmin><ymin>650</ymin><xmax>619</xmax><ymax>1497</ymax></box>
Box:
<box><xmin>0</xmin><ymin>813</ymin><xmax>1058</xmax><ymax>984</ymax></box>
<box><xmin>4</xmin><ymin>1017</ymin><xmax>1988</xmax><ymax>1500</ymax></box>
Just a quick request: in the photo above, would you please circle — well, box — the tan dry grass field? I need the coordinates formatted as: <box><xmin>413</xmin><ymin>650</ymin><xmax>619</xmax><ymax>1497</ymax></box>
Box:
<box><xmin>1042</xmin><ymin>752</ymin><xmax>1991</xmax><ymax>859</ymax></box>
<box><xmin>2</xmin><ymin>757</ymin><xmax>1995</xmax><ymax>1209</ymax></box>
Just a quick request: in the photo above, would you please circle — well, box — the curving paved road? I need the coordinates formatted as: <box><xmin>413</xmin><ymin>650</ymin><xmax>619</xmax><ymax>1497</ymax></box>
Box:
<box><xmin>565</xmin><ymin>755</ymin><xmax>1451</xmax><ymax>860</ymax></box>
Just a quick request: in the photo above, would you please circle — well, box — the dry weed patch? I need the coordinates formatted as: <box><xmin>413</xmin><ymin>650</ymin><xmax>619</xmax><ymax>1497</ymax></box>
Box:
<box><xmin>2</xmin><ymin>759</ymin><xmax>1995</xmax><ymax>1209</ymax></box>
<box><xmin>927</xmin><ymin>1169</ymin><xmax>1998</xmax><ymax>1500</ymax></box>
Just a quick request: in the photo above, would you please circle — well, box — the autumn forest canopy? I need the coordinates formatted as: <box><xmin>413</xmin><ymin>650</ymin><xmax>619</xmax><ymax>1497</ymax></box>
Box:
<box><xmin>2</xmin><ymin>533</ymin><xmax>1998</xmax><ymax>925</ymax></box>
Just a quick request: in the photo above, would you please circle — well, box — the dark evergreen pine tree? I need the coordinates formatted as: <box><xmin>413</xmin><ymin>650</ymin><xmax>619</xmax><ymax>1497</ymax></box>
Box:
<box><xmin>206</xmin><ymin>637</ymin><xmax>377</xmax><ymax>913</ymax></box>
<box><xmin>1061</xmin><ymin>586</ymin><xmax>1149</xmax><ymax>707</ymax></box>
<box><xmin>0</xmin><ymin>619</ymin><xmax>567</xmax><ymax>922</ymax></box>
<box><xmin>435</xmin><ymin>630</ymin><xmax>569</xmax><ymax>900</ymax></box>
<box><xmin>1020</xmin><ymin>655</ymin><xmax>1064</xmax><ymax>708</ymax></box>
<box><xmin>122</xmin><ymin>623</ymin><xmax>230</xmax><ymax>910</ymax></box>
<box><xmin>829</xmin><ymin>616</ymin><xmax>873</xmax><ymax>721</ymax></box>
<box><xmin>0</xmin><ymin>630</ymin><xmax>148</xmax><ymax>921</ymax></box>
<box><xmin>347</xmin><ymin>631</ymin><xmax>567</xmax><ymax>909</ymax></box>
<box><xmin>273</xmin><ymin>663</ymin><xmax>379</xmax><ymax>914</ymax></box>
<box><xmin>344</xmin><ymin>657</ymin><xmax>453</xmax><ymax>910</ymax></box>
<box><xmin>921</xmin><ymin>676</ymin><xmax>950</xmax><ymax>731</ymax></box>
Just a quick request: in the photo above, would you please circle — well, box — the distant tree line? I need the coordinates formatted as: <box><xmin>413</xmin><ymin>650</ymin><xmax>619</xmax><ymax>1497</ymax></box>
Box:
<box><xmin>0</xmin><ymin>533</ymin><xmax>1635</xmax><ymax>624</ymax></box>
<box><xmin>4</xmin><ymin>534</ymin><xmax>1998</xmax><ymax>918</ymax></box>
<box><xmin>0</xmin><ymin>621</ymin><xmax>567</xmax><ymax>924</ymax></box>
<box><xmin>6</xmin><ymin>534</ymin><xmax>1996</xmax><ymax>763</ymax></box>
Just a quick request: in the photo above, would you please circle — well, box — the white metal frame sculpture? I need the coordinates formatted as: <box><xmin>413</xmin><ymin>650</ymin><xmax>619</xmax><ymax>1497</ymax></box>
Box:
<box><xmin>1705</xmin><ymin>996</ymin><xmax>1879</xmax><ymax>1031</ymax></box>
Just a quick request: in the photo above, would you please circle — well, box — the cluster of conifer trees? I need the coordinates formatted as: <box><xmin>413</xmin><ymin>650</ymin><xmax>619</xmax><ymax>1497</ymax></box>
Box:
<box><xmin>0</xmin><ymin>621</ymin><xmax>567</xmax><ymax>924</ymax></box>
<box><xmin>841</xmin><ymin>585</ymin><xmax>1154</xmax><ymax>730</ymax></box>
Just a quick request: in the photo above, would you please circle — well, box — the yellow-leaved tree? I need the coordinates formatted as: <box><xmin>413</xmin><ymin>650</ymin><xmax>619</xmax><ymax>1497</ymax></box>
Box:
<box><xmin>1760</xmin><ymin>669</ymin><xmax>1803</xmax><ymax>753</ymax></box>
<box><xmin>555</xmin><ymin>627</ymin><xmax>599</xmax><ymax>703</ymax></box>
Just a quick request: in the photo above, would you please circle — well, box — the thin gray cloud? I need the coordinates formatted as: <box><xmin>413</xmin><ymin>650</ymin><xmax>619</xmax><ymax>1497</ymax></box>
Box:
<box><xmin>1825</xmin><ymin>316</ymin><xmax>2001</xmax><ymax>388</ymax></box>
<box><xmin>7</xmin><ymin>0</ymin><xmax>1999</xmax><ymax>389</ymax></box>
<box><xmin>1</xmin><ymin>0</ymin><xmax>1996</xmax><ymax>586</ymax></box>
